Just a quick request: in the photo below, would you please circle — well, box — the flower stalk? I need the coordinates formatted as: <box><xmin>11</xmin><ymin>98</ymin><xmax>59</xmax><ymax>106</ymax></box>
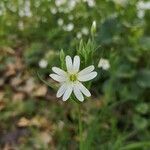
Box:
<box><xmin>78</xmin><ymin>104</ymin><xmax>83</xmax><ymax>150</ymax></box>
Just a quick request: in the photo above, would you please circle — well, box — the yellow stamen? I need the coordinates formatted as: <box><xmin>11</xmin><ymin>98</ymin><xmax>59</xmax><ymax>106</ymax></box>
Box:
<box><xmin>69</xmin><ymin>74</ymin><xmax>77</xmax><ymax>82</ymax></box>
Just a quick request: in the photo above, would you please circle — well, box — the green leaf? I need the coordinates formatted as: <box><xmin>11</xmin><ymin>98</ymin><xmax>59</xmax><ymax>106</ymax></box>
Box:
<box><xmin>37</xmin><ymin>71</ymin><xmax>58</xmax><ymax>91</ymax></box>
<box><xmin>133</xmin><ymin>115</ymin><xmax>148</xmax><ymax>130</ymax></box>
<box><xmin>137</xmin><ymin>69</ymin><xmax>150</xmax><ymax>88</ymax></box>
<box><xmin>120</xmin><ymin>141</ymin><xmax>150</xmax><ymax>150</ymax></box>
<box><xmin>135</xmin><ymin>103</ymin><xmax>149</xmax><ymax>114</ymax></box>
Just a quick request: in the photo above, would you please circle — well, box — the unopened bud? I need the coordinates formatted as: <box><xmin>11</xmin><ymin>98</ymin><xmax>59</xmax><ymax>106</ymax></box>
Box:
<box><xmin>91</xmin><ymin>20</ymin><xmax>96</xmax><ymax>36</ymax></box>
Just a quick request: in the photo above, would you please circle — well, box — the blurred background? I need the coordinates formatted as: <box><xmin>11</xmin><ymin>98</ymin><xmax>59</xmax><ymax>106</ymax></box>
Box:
<box><xmin>0</xmin><ymin>0</ymin><xmax>150</xmax><ymax>149</ymax></box>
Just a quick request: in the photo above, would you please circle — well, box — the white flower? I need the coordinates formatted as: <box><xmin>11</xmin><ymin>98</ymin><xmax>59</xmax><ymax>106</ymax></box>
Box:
<box><xmin>50</xmin><ymin>55</ymin><xmax>97</xmax><ymax>102</ymax></box>
<box><xmin>81</xmin><ymin>27</ymin><xmax>89</xmax><ymax>35</ymax></box>
<box><xmin>39</xmin><ymin>59</ymin><xmax>48</xmax><ymax>68</ymax></box>
<box><xmin>89</xmin><ymin>0</ymin><xmax>95</xmax><ymax>7</ymax></box>
<box><xmin>57</xmin><ymin>18</ymin><xmax>64</xmax><ymax>26</ymax></box>
<box><xmin>76</xmin><ymin>32</ymin><xmax>82</xmax><ymax>39</ymax></box>
<box><xmin>137</xmin><ymin>10</ymin><xmax>145</xmax><ymax>18</ymax></box>
<box><xmin>24</xmin><ymin>0</ymin><xmax>32</xmax><ymax>17</ymax></box>
<box><xmin>63</xmin><ymin>23</ymin><xmax>74</xmax><ymax>31</ymax></box>
<box><xmin>50</xmin><ymin>7</ymin><xmax>57</xmax><ymax>14</ymax></box>
<box><xmin>85</xmin><ymin>0</ymin><xmax>95</xmax><ymax>7</ymax></box>
<box><xmin>98</xmin><ymin>58</ymin><xmax>110</xmax><ymax>70</ymax></box>
<box><xmin>113</xmin><ymin>0</ymin><xmax>128</xmax><ymax>6</ymax></box>
<box><xmin>136</xmin><ymin>1</ymin><xmax>150</xmax><ymax>18</ymax></box>
<box><xmin>68</xmin><ymin>0</ymin><xmax>77</xmax><ymax>10</ymax></box>
<box><xmin>137</xmin><ymin>1</ymin><xmax>150</xmax><ymax>10</ymax></box>
<box><xmin>55</xmin><ymin>0</ymin><xmax>66</xmax><ymax>7</ymax></box>
<box><xmin>18</xmin><ymin>21</ymin><xmax>24</xmax><ymax>31</ymax></box>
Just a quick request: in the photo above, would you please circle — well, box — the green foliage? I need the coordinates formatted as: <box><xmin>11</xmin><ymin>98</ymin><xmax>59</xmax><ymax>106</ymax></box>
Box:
<box><xmin>24</xmin><ymin>42</ymin><xmax>44</xmax><ymax>67</ymax></box>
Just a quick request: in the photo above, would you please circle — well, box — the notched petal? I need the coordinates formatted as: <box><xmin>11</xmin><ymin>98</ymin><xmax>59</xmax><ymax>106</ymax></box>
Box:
<box><xmin>78</xmin><ymin>71</ymin><xmax>97</xmax><ymax>82</ymax></box>
<box><xmin>73</xmin><ymin>85</ymin><xmax>84</xmax><ymax>102</ymax></box>
<box><xmin>73</xmin><ymin>55</ymin><xmax>80</xmax><ymax>73</ymax></box>
<box><xmin>78</xmin><ymin>65</ymin><xmax>95</xmax><ymax>76</ymax></box>
<box><xmin>52</xmin><ymin>67</ymin><xmax>67</xmax><ymax>77</ymax></box>
<box><xmin>49</xmin><ymin>74</ymin><xmax>66</xmax><ymax>82</ymax></box>
<box><xmin>65</xmin><ymin>55</ymin><xmax>73</xmax><ymax>73</ymax></box>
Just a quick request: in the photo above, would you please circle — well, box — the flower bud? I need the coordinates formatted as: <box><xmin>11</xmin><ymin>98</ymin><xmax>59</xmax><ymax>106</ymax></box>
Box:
<box><xmin>91</xmin><ymin>20</ymin><xmax>96</xmax><ymax>36</ymax></box>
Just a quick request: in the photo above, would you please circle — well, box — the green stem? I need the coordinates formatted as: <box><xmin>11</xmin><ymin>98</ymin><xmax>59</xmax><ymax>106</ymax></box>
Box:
<box><xmin>78</xmin><ymin>104</ymin><xmax>83</xmax><ymax>150</ymax></box>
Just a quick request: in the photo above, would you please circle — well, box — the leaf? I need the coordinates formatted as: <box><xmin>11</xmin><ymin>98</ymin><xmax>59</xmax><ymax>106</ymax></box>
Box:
<box><xmin>0</xmin><ymin>78</ymin><xmax>4</xmax><ymax>87</ymax></box>
<box><xmin>39</xmin><ymin>131</ymin><xmax>52</xmax><ymax>145</ymax></box>
<box><xmin>0</xmin><ymin>100</ymin><xmax>5</xmax><ymax>111</ymax></box>
<box><xmin>30</xmin><ymin>116</ymin><xmax>49</xmax><ymax>128</ymax></box>
<box><xmin>133</xmin><ymin>115</ymin><xmax>148</xmax><ymax>130</ymax></box>
<box><xmin>140</xmin><ymin>36</ymin><xmax>150</xmax><ymax>50</ymax></box>
<box><xmin>97</xmin><ymin>17</ymin><xmax>122</xmax><ymax>45</ymax></box>
<box><xmin>13</xmin><ymin>93</ymin><xmax>25</xmax><ymax>101</ymax></box>
<box><xmin>33</xmin><ymin>85</ymin><xmax>47</xmax><ymax>97</ymax></box>
<box><xmin>135</xmin><ymin>103</ymin><xmax>149</xmax><ymax>114</ymax></box>
<box><xmin>10</xmin><ymin>76</ymin><xmax>23</xmax><ymax>87</ymax></box>
<box><xmin>120</xmin><ymin>141</ymin><xmax>150</xmax><ymax>150</ymax></box>
<box><xmin>137</xmin><ymin>69</ymin><xmax>150</xmax><ymax>88</ymax></box>
<box><xmin>116</xmin><ymin>65</ymin><xmax>136</xmax><ymax>78</ymax></box>
<box><xmin>17</xmin><ymin>117</ymin><xmax>30</xmax><ymax>127</ymax></box>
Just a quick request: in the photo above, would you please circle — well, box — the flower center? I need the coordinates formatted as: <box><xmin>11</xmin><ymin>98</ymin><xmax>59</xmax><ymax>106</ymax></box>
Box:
<box><xmin>69</xmin><ymin>74</ymin><xmax>77</xmax><ymax>82</ymax></box>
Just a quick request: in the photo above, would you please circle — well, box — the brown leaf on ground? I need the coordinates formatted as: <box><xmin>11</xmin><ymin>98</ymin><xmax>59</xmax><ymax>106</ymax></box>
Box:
<box><xmin>17</xmin><ymin>78</ymin><xmax>35</xmax><ymax>94</ymax></box>
<box><xmin>17</xmin><ymin>116</ymin><xmax>50</xmax><ymax>128</ymax></box>
<box><xmin>0</xmin><ymin>100</ymin><xmax>6</xmax><ymax>111</ymax></box>
<box><xmin>39</xmin><ymin>131</ymin><xmax>52</xmax><ymax>145</ymax></box>
<box><xmin>0</xmin><ymin>46</ymin><xmax>15</xmax><ymax>56</ymax></box>
<box><xmin>30</xmin><ymin>116</ymin><xmax>49</xmax><ymax>128</ymax></box>
<box><xmin>5</xmin><ymin>63</ymin><xmax>16</xmax><ymax>77</ymax></box>
<box><xmin>13</xmin><ymin>92</ymin><xmax>25</xmax><ymax>102</ymax></box>
<box><xmin>4</xmin><ymin>56</ymin><xmax>24</xmax><ymax>78</ymax></box>
<box><xmin>17</xmin><ymin>117</ymin><xmax>30</xmax><ymax>127</ymax></box>
<box><xmin>0</xmin><ymin>91</ymin><xmax>4</xmax><ymax>100</ymax></box>
<box><xmin>2</xmin><ymin>143</ymin><xmax>15</xmax><ymax>150</ymax></box>
<box><xmin>33</xmin><ymin>85</ymin><xmax>47</xmax><ymax>97</ymax></box>
<box><xmin>10</xmin><ymin>76</ymin><xmax>23</xmax><ymax>87</ymax></box>
<box><xmin>0</xmin><ymin>91</ymin><xmax>5</xmax><ymax>110</ymax></box>
<box><xmin>0</xmin><ymin>78</ymin><xmax>5</xmax><ymax>87</ymax></box>
<box><xmin>15</xmin><ymin>57</ymin><xmax>24</xmax><ymax>70</ymax></box>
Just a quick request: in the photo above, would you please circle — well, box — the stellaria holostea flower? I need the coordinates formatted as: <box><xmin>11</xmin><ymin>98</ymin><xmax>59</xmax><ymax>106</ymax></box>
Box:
<box><xmin>50</xmin><ymin>55</ymin><xmax>97</xmax><ymax>102</ymax></box>
<box><xmin>98</xmin><ymin>58</ymin><xmax>110</xmax><ymax>70</ymax></box>
<box><xmin>39</xmin><ymin>59</ymin><xmax>48</xmax><ymax>68</ymax></box>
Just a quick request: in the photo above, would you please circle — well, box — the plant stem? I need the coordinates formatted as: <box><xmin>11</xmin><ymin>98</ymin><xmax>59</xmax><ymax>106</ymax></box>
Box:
<box><xmin>78</xmin><ymin>104</ymin><xmax>83</xmax><ymax>150</ymax></box>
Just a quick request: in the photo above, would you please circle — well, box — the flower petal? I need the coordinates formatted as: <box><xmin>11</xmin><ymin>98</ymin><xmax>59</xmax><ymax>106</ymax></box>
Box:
<box><xmin>62</xmin><ymin>84</ymin><xmax>73</xmax><ymax>101</ymax></box>
<box><xmin>77</xmin><ymin>82</ymin><xmax>91</xmax><ymax>97</ymax></box>
<box><xmin>78</xmin><ymin>71</ymin><xmax>97</xmax><ymax>82</ymax></box>
<box><xmin>66</xmin><ymin>55</ymin><xmax>73</xmax><ymax>73</ymax></box>
<box><xmin>56</xmin><ymin>83</ymin><xmax>67</xmax><ymax>98</ymax></box>
<box><xmin>52</xmin><ymin>67</ymin><xmax>67</xmax><ymax>77</ymax></box>
<box><xmin>73</xmin><ymin>55</ymin><xmax>80</xmax><ymax>73</ymax></box>
<box><xmin>78</xmin><ymin>65</ymin><xmax>95</xmax><ymax>76</ymax></box>
<box><xmin>73</xmin><ymin>84</ymin><xmax>84</xmax><ymax>102</ymax></box>
<box><xmin>49</xmin><ymin>74</ymin><xmax>66</xmax><ymax>82</ymax></box>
